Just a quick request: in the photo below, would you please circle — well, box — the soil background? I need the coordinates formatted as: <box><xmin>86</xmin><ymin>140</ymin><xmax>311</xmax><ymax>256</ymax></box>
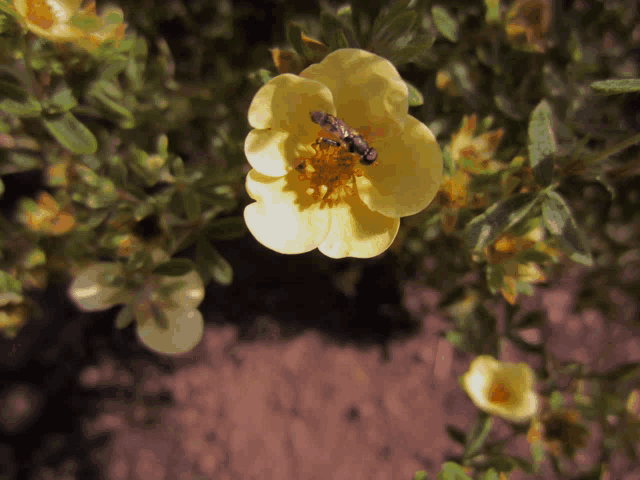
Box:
<box><xmin>2</xmin><ymin>235</ymin><xmax>640</xmax><ymax>480</ymax></box>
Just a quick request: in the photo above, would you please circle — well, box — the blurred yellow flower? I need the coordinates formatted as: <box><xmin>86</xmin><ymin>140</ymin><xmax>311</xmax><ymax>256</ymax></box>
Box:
<box><xmin>0</xmin><ymin>292</ymin><xmax>28</xmax><ymax>332</ymax></box>
<box><xmin>68</xmin><ymin>251</ymin><xmax>205</xmax><ymax>355</ymax></box>
<box><xmin>488</xmin><ymin>224</ymin><xmax>560</xmax><ymax>304</ymax></box>
<box><xmin>438</xmin><ymin>114</ymin><xmax>504</xmax><ymax>232</ymax></box>
<box><xmin>243</xmin><ymin>48</ymin><xmax>442</xmax><ymax>259</ymax></box>
<box><xmin>461</xmin><ymin>355</ymin><xmax>539</xmax><ymax>422</ymax></box>
<box><xmin>506</xmin><ymin>0</ymin><xmax>551</xmax><ymax>53</ymax></box>
<box><xmin>13</xmin><ymin>0</ymin><xmax>126</xmax><ymax>51</ymax></box>
<box><xmin>18</xmin><ymin>191</ymin><xmax>75</xmax><ymax>235</ymax></box>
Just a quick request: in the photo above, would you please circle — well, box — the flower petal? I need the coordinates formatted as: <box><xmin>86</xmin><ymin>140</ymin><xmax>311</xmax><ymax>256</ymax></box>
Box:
<box><xmin>68</xmin><ymin>263</ymin><xmax>124</xmax><ymax>311</ymax></box>
<box><xmin>247</xmin><ymin>73</ymin><xmax>335</xmax><ymax>139</ymax></box>
<box><xmin>136</xmin><ymin>307</ymin><xmax>204</xmax><ymax>355</ymax></box>
<box><xmin>317</xmin><ymin>196</ymin><xmax>399</xmax><ymax>259</ymax></box>
<box><xmin>300</xmin><ymin>49</ymin><xmax>409</xmax><ymax>140</ymax></box>
<box><xmin>244</xmin><ymin>169</ymin><xmax>331</xmax><ymax>254</ymax></box>
<box><xmin>358</xmin><ymin>115</ymin><xmax>442</xmax><ymax>218</ymax></box>
<box><xmin>244</xmin><ymin>129</ymin><xmax>296</xmax><ymax>177</ymax></box>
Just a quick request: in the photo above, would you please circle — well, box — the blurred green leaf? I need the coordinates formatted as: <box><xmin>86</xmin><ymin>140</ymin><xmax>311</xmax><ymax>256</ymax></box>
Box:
<box><xmin>48</xmin><ymin>84</ymin><xmax>77</xmax><ymax>113</ymax></box>
<box><xmin>0</xmin><ymin>269</ymin><xmax>22</xmax><ymax>294</ymax></box>
<box><xmin>41</xmin><ymin>112</ymin><xmax>97</xmax><ymax>154</ymax></box>
<box><xmin>591</xmin><ymin>78</ymin><xmax>640</xmax><ymax>94</ymax></box>
<box><xmin>528</xmin><ymin>100</ymin><xmax>556</xmax><ymax>187</ymax></box>
<box><xmin>465</xmin><ymin>412</ymin><xmax>493</xmax><ymax>459</ymax></box>
<box><xmin>413</xmin><ymin>471</ymin><xmax>429</xmax><ymax>480</ymax></box>
<box><xmin>603</xmin><ymin>362</ymin><xmax>640</xmax><ymax>383</ymax></box>
<box><xmin>287</xmin><ymin>22</ymin><xmax>313</xmax><ymax>61</ymax></box>
<box><xmin>507</xmin><ymin>330</ymin><xmax>543</xmax><ymax>354</ymax></box>
<box><xmin>0</xmin><ymin>80</ymin><xmax>42</xmax><ymax>117</ymax></box>
<box><xmin>464</xmin><ymin>192</ymin><xmax>539</xmax><ymax>259</ymax></box>
<box><xmin>431</xmin><ymin>6</ymin><xmax>458</xmax><ymax>42</ymax></box>
<box><xmin>483</xmin><ymin>469</ymin><xmax>499</xmax><ymax>480</ymax></box>
<box><xmin>437</xmin><ymin>462</ymin><xmax>472</xmax><ymax>480</ymax></box>
<box><xmin>0</xmin><ymin>151</ymin><xmax>41</xmax><ymax>174</ymax></box>
<box><xmin>405</xmin><ymin>80</ymin><xmax>424</xmax><ymax>107</ymax></box>
<box><xmin>445</xmin><ymin>330</ymin><xmax>468</xmax><ymax>351</ymax></box>
<box><xmin>115</xmin><ymin>303</ymin><xmax>135</xmax><ymax>329</ymax></box>
<box><xmin>320</xmin><ymin>12</ymin><xmax>349</xmax><ymax>50</ymax></box>
<box><xmin>204</xmin><ymin>217</ymin><xmax>247</xmax><ymax>240</ymax></box>
<box><xmin>196</xmin><ymin>238</ymin><xmax>233</xmax><ymax>286</ymax></box>
<box><xmin>374</xmin><ymin>10</ymin><xmax>417</xmax><ymax>45</ymax></box>
<box><xmin>542</xmin><ymin>191</ymin><xmax>593</xmax><ymax>266</ymax></box>
<box><xmin>150</xmin><ymin>302</ymin><xmax>169</xmax><ymax>330</ymax></box>
<box><xmin>153</xmin><ymin>258</ymin><xmax>195</xmax><ymax>277</ymax></box>
<box><xmin>181</xmin><ymin>189</ymin><xmax>202</xmax><ymax>222</ymax></box>
<box><xmin>442</xmin><ymin>148</ymin><xmax>454</xmax><ymax>176</ymax></box>
<box><xmin>486</xmin><ymin>264</ymin><xmax>505</xmax><ymax>295</ymax></box>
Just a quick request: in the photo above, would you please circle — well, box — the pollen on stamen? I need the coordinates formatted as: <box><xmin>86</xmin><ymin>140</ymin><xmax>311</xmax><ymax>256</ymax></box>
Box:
<box><xmin>294</xmin><ymin>137</ymin><xmax>363</xmax><ymax>206</ymax></box>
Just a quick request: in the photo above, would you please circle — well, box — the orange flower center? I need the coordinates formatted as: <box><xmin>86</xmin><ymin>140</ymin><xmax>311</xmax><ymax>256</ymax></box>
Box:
<box><xmin>26</xmin><ymin>0</ymin><xmax>56</xmax><ymax>29</ymax></box>
<box><xmin>295</xmin><ymin>135</ymin><xmax>364</xmax><ymax>207</ymax></box>
<box><xmin>489</xmin><ymin>381</ymin><xmax>512</xmax><ymax>404</ymax></box>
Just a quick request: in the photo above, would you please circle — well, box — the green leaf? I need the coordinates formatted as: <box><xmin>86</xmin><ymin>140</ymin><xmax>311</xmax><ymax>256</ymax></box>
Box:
<box><xmin>152</xmin><ymin>258</ymin><xmax>195</xmax><ymax>277</ymax></box>
<box><xmin>528</xmin><ymin>100</ymin><xmax>556</xmax><ymax>187</ymax></box>
<box><xmin>603</xmin><ymin>362</ymin><xmax>640</xmax><ymax>383</ymax></box>
<box><xmin>482</xmin><ymin>469</ymin><xmax>499</xmax><ymax>480</ymax></box>
<box><xmin>375</xmin><ymin>10</ymin><xmax>417</xmax><ymax>45</ymax></box>
<box><xmin>437</xmin><ymin>462</ymin><xmax>472</xmax><ymax>480</ymax></box>
<box><xmin>413</xmin><ymin>471</ymin><xmax>429</xmax><ymax>480</ymax></box>
<box><xmin>465</xmin><ymin>413</ymin><xmax>493</xmax><ymax>459</ymax></box>
<box><xmin>486</xmin><ymin>264</ymin><xmax>505</xmax><ymax>295</ymax></box>
<box><xmin>286</xmin><ymin>22</ymin><xmax>313</xmax><ymax>61</ymax></box>
<box><xmin>591</xmin><ymin>78</ymin><xmax>640</xmax><ymax>94</ymax></box>
<box><xmin>88</xmin><ymin>80</ymin><xmax>135</xmax><ymax>128</ymax></box>
<box><xmin>464</xmin><ymin>192</ymin><xmax>540</xmax><ymax>259</ymax></box>
<box><xmin>41</xmin><ymin>112</ymin><xmax>97</xmax><ymax>154</ymax></box>
<box><xmin>196</xmin><ymin>238</ymin><xmax>233</xmax><ymax>286</ymax></box>
<box><xmin>0</xmin><ymin>151</ymin><xmax>41</xmax><ymax>174</ymax></box>
<box><xmin>115</xmin><ymin>303</ymin><xmax>135</xmax><ymax>329</ymax></box>
<box><xmin>0</xmin><ymin>177</ymin><xmax>3</xmax><ymax>197</ymax></box>
<box><xmin>0</xmin><ymin>79</ymin><xmax>42</xmax><ymax>117</ymax></box>
<box><xmin>549</xmin><ymin>391</ymin><xmax>564</xmax><ymax>410</ymax></box>
<box><xmin>442</xmin><ymin>148</ymin><xmax>454</xmax><ymax>176</ymax></box>
<box><xmin>204</xmin><ymin>217</ymin><xmax>247</xmax><ymax>240</ymax></box>
<box><xmin>431</xmin><ymin>6</ymin><xmax>459</xmax><ymax>42</ymax></box>
<box><xmin>181</xmin><ymin>189</ymin><xmax>201</xmax><ymax>222</ymax></box>
<box><xmin>530</xmin><ymin>441</ymin><xmax>545</xmax><ymax>472</ymax></box>
<box><xmin>48</xmin><ymin>84</ymin><xmax>77</xmax><ymax>113</ymax></box>
<box><xmin>445</xmin><ymin>330</ymin><xmax>468</xmax><ymax>351</ymax></box>
<box><xmin>542</xmin><ymin>191</ymin><xmax>593</xmax><ymax>266</ymax></box>
<box><xmin>150</xmin><ymin>303</ymin><xmax>169</xmax><ymax>330</ymax></box>
<box><xmin>320</xmin><ymin>12</ymin><xmax>349</xmax><ymax>50</ymax></box>
<box><xmin>405</xmin><ymin>80</ymin><xmax>424</xmax><ymax>107</ymax></box>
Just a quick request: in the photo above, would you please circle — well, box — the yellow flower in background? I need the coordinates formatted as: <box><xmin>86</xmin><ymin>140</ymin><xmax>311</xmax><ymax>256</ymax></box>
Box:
<box><xmin>438</xmin><ymin>114</ymin><xmax>504</xmax><ymax>232</ymax></box>
<box><xmin>13</xmin><ymin>0</ymin><xmax>126</xmax><ymax>51</ymax></box>
<box><xmin>506</xmin><ymin>0</ymin><xmax>552</xmax><ymax>53</ymax></box>
<box><xmin>0</xmin><ymin>292</ymin><xmax>28</xmax><ymax>334</ymax></box>
<box><xmin>488</xmin><ymin>224</ymin><xmax>561</xmax><ymax>304</ymax></box>
<box><xmin>244</xmin><ymin>49</ymin><xmax>442</xmax><ymax>259</ymax></box>
<box><xmin>461</xmin><ymin>355</ymin><xmax>539</xmax><ymax>422</ymax></box>
<box><xmin>68</xmin><ymin>251</ymin><xmax>205</xmax><ymax>355</ymax></box>
<box><xmin>18</xmin><ymin>191</ymin><xmax>75</xmax><ymax>235</ymax></box>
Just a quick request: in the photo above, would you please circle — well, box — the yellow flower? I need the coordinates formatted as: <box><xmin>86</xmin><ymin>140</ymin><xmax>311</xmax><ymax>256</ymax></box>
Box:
<box><xmin>18</xmin><ymin>191</ymin><xmax>75</xmax><ymax>235</ymax></box>
<box><xmin>68</xmin><ymin>251</ymin><xmax>205</xmax><ymax>355</ymax></box>
<box><xmin>13</xmin><ymin>0</ymin><xmax>126</xmax><ymax>51</ymax></box>
<box><xmin>460</xmin><ymin>355</ymin><xmax>539</xmax><ymax>422</ymax></box>
<box><xmin>450</xmin><ymin>114</ymin><xmax>504</xmax><ymax>174</ymax></box>
<box><xmin>505</xmin><ymin>0</ymin><xmax>551</xmax><ymax>53</ymax></box>
<box><xmin>0</xmin><ymin>292</ymin><xmax>28</xmax><ymax>332</ymax></box>
<box><xmin>243</xmin><ymin>49</ymin><xmax>442</xmax><ymax>259</ymax></box>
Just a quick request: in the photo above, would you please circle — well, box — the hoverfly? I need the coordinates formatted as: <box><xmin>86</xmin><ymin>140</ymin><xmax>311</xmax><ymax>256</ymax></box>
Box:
<box><xmin>310</xmin><ymin>111</ymin><xmax>377</xmax><ymax>165</ymax></box>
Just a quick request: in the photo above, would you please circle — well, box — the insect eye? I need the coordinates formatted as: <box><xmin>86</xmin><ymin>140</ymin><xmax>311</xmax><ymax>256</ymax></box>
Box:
<box><xmin>364</xmin><ymin>148</ymin><xmax>377</xmax><ymax>164</ymax></box>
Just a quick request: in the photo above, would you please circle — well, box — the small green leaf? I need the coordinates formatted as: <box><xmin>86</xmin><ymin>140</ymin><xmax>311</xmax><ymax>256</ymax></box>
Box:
<box><xmin>320</xmin><ymin>12</ymin><xmax>349</xmax><ymax>50</ymax></box>
<box><xmin>549</xmin><ymin>391</ymin><xmax>564</xmax><ymax>410</ymax></box>
<box><xmin>464</xmin><ymin>192</ymin><xmax>540</xmax><ymax>259</ymax></box>
<box><xmin>0</xmin><ymin>177</ymin><xmax>3</xmax><ymax>197</ymax></box>
<box><xmin>413</xmin><ymin>471</ymin><xmax>429</xmax><ymax>480</ymax></box>
<box><xmin>204</xmin><ymin>217</ymin><xmax>247</xmax><ymax>240</ymax></box>
<box><xmin>528</xmin><ymin>100</ymin><xmax>556</xmax><ymax>187</ymax></box>
<box><xmin>431</xmin><ymin>6</ymin><xmax>459</xmax><ymax>42</ymax></box>
<box><xmin>445</xmin><ymin>330</ymin><xmax>468</xmax><ymax>351</ymax></box>
<box><xmin>181</xmin><ymin>189</ymin><xmax>201</xmax><ymax>222</ymax></box>
<box><xmin>375</xmin><ymin>10</ymin><xmax>417</xmax><ymax>45</ymax></box>
<box><xmin>1</xmin><ymin>151</ymin><xmax>41</xmax><ymax>174</ymax></box>
<box><xmin>286</xmin><ymin>22</ymin><xmax>313</xmax><ymax>61</ymax></box>
<box><xmin>486</xmin><ymin>264</ymin><xmax>505</xmax><ymax>295</ymax></box>
<box><xmin>41</xmin><ymin>112</ymin><xmax>97</xmax><ymax>154</ymax></box>
<box><xmin>465</xmin><ymin>413</ymin><xmax>493</xmax><ymax>459</ymax></box>
<box><xmin>603</xmin><ymin>362</ymin><xmax>640</xmax><ymax>383</ymax></box>
<box><xmin>405</xmin><ymin>80</ymin><xmax>424</xmax><ymax>107</ymax></box>
<box><xmin>48</xmin><ymin>84</ymin><xmax>78</xmax><ymax>113</ymax></box>
<box><xmin>437</xmin><ymin>462</ymin><xmax>472</xmax><ymax>480</ymax></box>
<box><xmin>530</xmin><ymin>441</ymin><xmax>545</xmax><ymax>471</ymax></box>
<box><xmin>442</xmin><ymin>148</ymin><xmax>454</xmax><ymax>176</ymax></box>
<box><xmin>482</xmin><ymin>468</ymin><xmax>500</xmax><ymax>480</ymax></box>
<box><xmin>591</xmin><ymin>78</ymin><xmax>640</xmax><ymax>94</ymax></box>
<box><xmin>196</xmin><ymin>238</ymin><xmax>233</xmax><ymax>286</ymax></box>
<box><xmin>542</xmin><ymin>191</ymin><xmax>593</xmax><ymax>266</ymax></box>
<box><xmin>151</xmin><ymin>303</ymin><xmax>169</xmax><ymax>330</ymax></box>
<box><xmin>115</xmin><ymin>303</ymin><xmax>135</xmax><ymax>329</ymax></box>
<box><xmin>0</xmin><ymin>80</ymin><xmax>42</xmax><ymax>117</ymax></box>
<box><xmin>152</xmin><ymin>258</ymin><xmax>195</xmax><ymax>277</ymax></box>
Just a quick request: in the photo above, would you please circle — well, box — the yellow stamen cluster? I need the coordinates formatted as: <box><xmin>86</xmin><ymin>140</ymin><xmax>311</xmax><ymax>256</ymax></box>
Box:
<box><xmin>296</xmin><ymin>137</ymin><xmax>364</xmax><ymax>207</ymax></box>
